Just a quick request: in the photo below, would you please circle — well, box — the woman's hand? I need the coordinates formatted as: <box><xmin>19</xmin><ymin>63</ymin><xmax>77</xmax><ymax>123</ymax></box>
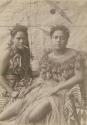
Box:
<box><xmin>11</xmin><ymin>91</ymin><xmax>19</xmax><ymax>98</ymax></box>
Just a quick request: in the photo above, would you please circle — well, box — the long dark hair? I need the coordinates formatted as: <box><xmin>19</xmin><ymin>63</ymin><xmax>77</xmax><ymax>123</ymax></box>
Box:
<box><xmin>8</xmin><ymin>24</ymin><xmax>32</xmax><ymax>77</ymax></box>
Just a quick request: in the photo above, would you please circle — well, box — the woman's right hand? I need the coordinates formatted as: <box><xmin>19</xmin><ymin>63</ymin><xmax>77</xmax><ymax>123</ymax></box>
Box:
<box><xmin>11</xmin><ymin>91</ymin><xmax>19</xmax><ymax>98</ymax></box>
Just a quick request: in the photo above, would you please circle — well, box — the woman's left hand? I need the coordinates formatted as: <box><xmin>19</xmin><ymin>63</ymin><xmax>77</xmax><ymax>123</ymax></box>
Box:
<box><xmin>11</xmin><ymin>91</ymin><xmax>19</xmax><ymax>98</ymax></box>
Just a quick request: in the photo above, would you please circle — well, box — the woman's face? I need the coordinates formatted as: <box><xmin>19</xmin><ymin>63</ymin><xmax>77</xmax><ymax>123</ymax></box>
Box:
<box><xmin>51</xmin><ymin>30</ymin><xmax>68</xmax><ymax>51</ymax></box>
<box><xmin>12</xmin><ymin>31</ymin><xmax>27</xmax><ymax>50</ymax></box>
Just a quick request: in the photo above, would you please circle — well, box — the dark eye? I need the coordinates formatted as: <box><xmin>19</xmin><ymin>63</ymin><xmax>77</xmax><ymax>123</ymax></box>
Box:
<box><xmin>61</xmin><ymin>36</ymin><xmax>66</xmax><ymax>40</ymax></box>
<box><xmin>55</xmin><ymin>36</ymin><xmax>58</xmax><ymax>39</ymax></box>
<box><xmin>22</xmin><ymin>38</ymin><xmax>25</xmax><ymax>41</ymax></box>
<box><xmin>17</xmin><ymin>37</ymin><xmax>21</xmax><ymax>40</ymax></box>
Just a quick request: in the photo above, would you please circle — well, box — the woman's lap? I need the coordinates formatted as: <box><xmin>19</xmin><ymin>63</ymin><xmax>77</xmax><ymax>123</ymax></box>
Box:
<box><xmin>0</xmin><ymin>84</ymin><xmax>81</xmax><ymax>125</ymax></box>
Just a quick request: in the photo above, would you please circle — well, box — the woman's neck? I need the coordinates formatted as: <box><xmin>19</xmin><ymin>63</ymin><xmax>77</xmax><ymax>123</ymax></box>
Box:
<box><xmin>10</xmin><ymin>45</ymin><xmax>24</xmax><ymax>56</ymax></box>
<box><xmin>53</xmin><ymin>48</ymin><xmax>67</xmax><ymax>56</ymax></box>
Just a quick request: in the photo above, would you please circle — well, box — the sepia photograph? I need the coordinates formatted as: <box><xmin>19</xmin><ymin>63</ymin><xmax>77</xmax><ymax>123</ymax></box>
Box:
<box><xmin>0</xmin><ymin>0</ymin><xmax>87</xmax><ymax>125</ymax></box>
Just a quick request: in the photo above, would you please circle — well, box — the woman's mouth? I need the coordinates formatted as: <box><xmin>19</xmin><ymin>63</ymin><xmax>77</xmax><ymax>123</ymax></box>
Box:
<box><xmin>55</xmin><ymin>44</ymin><xmax>62</xmax><ymax>47</ymax></box>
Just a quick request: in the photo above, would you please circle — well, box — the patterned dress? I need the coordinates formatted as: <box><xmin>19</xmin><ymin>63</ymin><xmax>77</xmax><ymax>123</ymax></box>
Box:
<box><xmin>2</xmin><ymin>46</ymin><xmax>32</xmax><ymax>105</ymax></box>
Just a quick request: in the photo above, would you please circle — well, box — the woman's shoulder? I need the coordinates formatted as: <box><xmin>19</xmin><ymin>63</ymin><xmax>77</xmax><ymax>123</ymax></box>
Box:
<box><xmin>69</xmin><ymin>48</ymin><xmax>85</xmax><ymax>60</ymax></box>
<box><xmin>0</xmin><ymin>47</ymin><xmax>10</xmax><ymax>59</ymax></box>
<box><xmin>40</xmin><ymin>49</ymin><xmax>52</xmax><ymax>60</ymax></box>
<box><xmin>39</xmin><ymin>49</ymin><xmax>52</xmax><ymax>67</ymax></box>
<box><xmin>68</xmin><ymin>48</ymin><xmax>86</xmax><ymax>56</ymax></box>
<box><xmin>63</xmin><ymin>48</ymin><xmax>80</xmax><ymax>56</ymax></box>
<box><xmin>67</xmin><ymin>48</ymin><xmax>86</xmax><ymax>69</ymax></box>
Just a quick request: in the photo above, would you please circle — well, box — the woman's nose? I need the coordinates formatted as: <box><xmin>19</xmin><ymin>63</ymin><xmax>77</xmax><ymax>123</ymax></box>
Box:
<box><xmin>19</xmin><ymin>39</ymin><xmax>24</xmax><ymax>43</ymax></box>
<box><xmin>57</xmin><ymin>37</ymin><xmax>61</xmax><ymax>43</ymax></box>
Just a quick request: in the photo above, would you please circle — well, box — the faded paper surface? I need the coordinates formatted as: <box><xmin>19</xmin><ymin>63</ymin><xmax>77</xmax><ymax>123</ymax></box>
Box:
<box><xmin>0</xmin><ymin>0</ymin><xmax>87</xmax><ymax>125</ymax></box>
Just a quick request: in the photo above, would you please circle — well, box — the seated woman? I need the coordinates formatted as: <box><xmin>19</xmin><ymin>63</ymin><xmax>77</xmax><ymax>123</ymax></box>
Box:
<box><xmin>0</xmin><ymin>24</ymin><xmax>32</xmax><ymax>106</ymax></box>
<box><xmin>0</xmin><ymin>25</ymin><xmax>85</xmax><ymax>125</ymax></box>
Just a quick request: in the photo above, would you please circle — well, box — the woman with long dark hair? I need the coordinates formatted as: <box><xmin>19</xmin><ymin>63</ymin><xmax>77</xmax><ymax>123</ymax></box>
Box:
<box><xmin>0</xmin><ymin>24</ymin><xmax>32</xmax><ymax>109</ymax></box>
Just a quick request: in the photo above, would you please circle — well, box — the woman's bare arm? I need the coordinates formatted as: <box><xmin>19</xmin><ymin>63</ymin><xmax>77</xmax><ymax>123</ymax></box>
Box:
<box><xmin>0</xmin><ymin>49</ymin><xmax>13</xmax><ymax>94</ymax></box>
<box><xmin>40</xmin><ymin>69</ymin><xmax>84</xmax><ymax>97</ymax></box>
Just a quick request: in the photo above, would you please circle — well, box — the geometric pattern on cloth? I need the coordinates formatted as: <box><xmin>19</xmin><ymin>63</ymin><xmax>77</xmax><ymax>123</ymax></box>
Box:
<box><xmin>76</xmin><ymin>107</ymin><xmax>87</xmax><ymax>125</ymax></box>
